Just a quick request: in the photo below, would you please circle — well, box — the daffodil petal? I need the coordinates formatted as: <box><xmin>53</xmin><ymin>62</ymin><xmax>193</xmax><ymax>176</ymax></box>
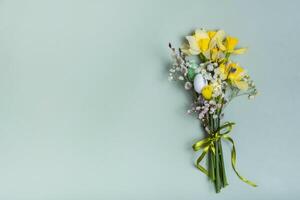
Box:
<box><xmin>216</xmin><ymin>30</ymin><xmax>226</xmax><ymax>39</ymax></box>
<box><xmin>189</xmin><ymin>49</ymin><xmax>200</xmax><ymax>55</ymax></box>
<box><xmin>226</xmin><ymin>36</ymin><xmax>239</xmax><ymax>52</ymax></box>
<box><xmin>233</xmin><ymin>80</ymin><xmax>248</xmax><ymax>90</ymax></box>
<box><xmin>180</xmin><ymin>47</ymin><xmax>190</xmax><ymax>55</ymax></box>
<box><xmin>208</xmin><ymin>31</ymin><xmax>216</xmax><ymax>39</ymax></box>
<box><xmin>233</xmin><ymin>48</ymin><xmax>247</xmax><ymax>54</ymax></box>
<box><xmin>219</xmin><ymin>63</ymin><xmax>229</xmax><ymax>79</ymax></box>
<box><xmin>180</xmin><ymin>43</ymin><xmax>191</xmax><ymax>55</ymax></box>
<box><xmin>186</xmin><ymin>36</ymin><xmax>200</xmax><ymax>55</ymax></box>
<box><xmin>211</xmin><ymin>48</ymin><xmax>218</xmax><ymax>60</ymax></box>
<box><xmin>209</xmin><ymin>30</ymin><xmax>225</xmax><ymax>50</ymax></box>
<box><xmin>194</xmin><ymin>29</ymin><xmax>209</xmax><ymax>40</ymax></box>
<box><xmin>199</xmin><ymin>38</ymin><xmax>210</xmax><ymax>52</ymax></box>
<box><xmin>228</xmin><ymin>66</ymin><xmax>246</xmax><ymax>80</ymax></box>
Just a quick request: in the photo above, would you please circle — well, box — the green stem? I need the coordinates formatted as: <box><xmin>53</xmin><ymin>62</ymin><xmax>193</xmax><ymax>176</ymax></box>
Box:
<box><xmin>208</xmin><ymin>114</ymin><xmax>215</xmax><ymax>181</ymax></box>
<box><xmin>209</xmin><ymin>149</ymin><xmax>215</xmax><ymax>181</ymax></box>
<box><xmin>215</xmin><ymin>140</ymin><xmax>221</xmax><ymax>193</ymax></box>
<box><xmin>208</xmin><ymin>112</ymin><xmax>228</xmax><ymax>192</ymax></box>
<box><xmin>218</xmin><ymin>140</ymin><xmax>228</xmax><ymax>187</ymax></box>
<box><xmin>216</xmin><ymin>100</ymin><xmax>228</xmax><ymax>189</ymax></box>
<box><xmin>211</xmin><ymin>115</ymin><xmax>221</xmax><ymax>193</ymax></box>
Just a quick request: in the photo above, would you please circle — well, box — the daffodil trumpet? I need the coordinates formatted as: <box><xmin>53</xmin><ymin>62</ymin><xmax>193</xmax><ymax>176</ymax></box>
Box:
<box><xmin>168</xmin><ymin>29</ymin><xmax>258</xmax><ymax>193</ymax></box>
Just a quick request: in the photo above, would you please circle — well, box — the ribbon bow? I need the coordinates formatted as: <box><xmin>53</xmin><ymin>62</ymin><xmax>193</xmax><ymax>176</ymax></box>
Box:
<box><xmin>192</xmin><ymin>122</ymin><xmax>257</xmax><ymax>187</ymax></box>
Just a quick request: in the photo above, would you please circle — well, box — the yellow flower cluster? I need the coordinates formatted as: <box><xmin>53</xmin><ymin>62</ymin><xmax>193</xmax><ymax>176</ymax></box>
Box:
<box><xmin>182</xmin><ymin>29</ymin><xmax>247</xmax><ymax>61</ymax></box>
<box><xmin>181</xmin><ymin>29</ymin><xmax>250</xmax><ymax>100</ymax></box>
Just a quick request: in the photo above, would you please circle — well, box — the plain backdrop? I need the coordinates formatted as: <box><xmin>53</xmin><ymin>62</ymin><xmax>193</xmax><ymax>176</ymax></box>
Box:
<box><xmin>0</xmin><ymin>0</ymin><xmax>299</xmax><ymax>199</ymax></box>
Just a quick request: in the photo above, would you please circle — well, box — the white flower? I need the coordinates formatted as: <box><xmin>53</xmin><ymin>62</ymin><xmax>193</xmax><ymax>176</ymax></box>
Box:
<box><xmin>198</xmin><ymin>113</ymin><xmax>204</xmax><ymax>119</ymax></box>
<box><xmin>207</xmin><ymin>64</ymin><xmax>214</xmax><ymax>71</ymax></box>
<box><xmin>200</xmin><ymin>68</ymin><xmax>207</xmax><ymax>74</ymax></box>
<box><xmin>178</xmin><ymin>76</ymin><xmax>184</xmax><ymax>81</ymax></box>
<box><xmin>203</xmin><ymin>73</ymin><xmax>212</xmax><ymax>81</ymax></box>
<box><xmin>184</xmin><ymin>82</ymin><xmax>192</xmax><ymax>90</ymax></box>
<box><xmin>209</xmin><ymin>100</ymin><xmax>216</xmax><ymax>105</ymax></box>
<box><xmin>181</xmin><ymin>67</ymin><xmax>188</xmax><ymax>75</ymax></box>
<box><xmin>193</xmin><ymin>74</ymin><xmax>207</xmax><ymax>94</ymax></box>
<box><xmin>169</xmin><ymin>68</ymin><xmax>175</xmax><ymax>73</ymax></box>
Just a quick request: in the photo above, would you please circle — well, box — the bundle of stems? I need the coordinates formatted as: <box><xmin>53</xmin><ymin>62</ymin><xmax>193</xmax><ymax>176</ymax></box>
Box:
<box><xmin>207</xmin><ymin>98</ymin><xmax>227</xmax><ymax>193</ymax></box>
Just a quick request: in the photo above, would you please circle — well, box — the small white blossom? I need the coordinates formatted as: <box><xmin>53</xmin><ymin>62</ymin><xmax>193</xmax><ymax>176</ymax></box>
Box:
<box><xmin>181</xmin><ymin>67</ymin><xmax>188</xmax><ymax>75</ymax></box>
<box><xmin>184</xmin><ymin>81</ymin><xmax>192</xmax><ymax>90</ymax></box>
<box><xmin>214</xmin><ymin>68</ymin><xmax>220</xmax><ymax>75</ymax></box>
<box><xmin>209</xmin><ymin>100</ymin><xmax>216</xmax><ymax>105</ymax></box>
<box><xmin>178</xmin><ymin>76</ymin><xmax>184</xmax><ymax>81</ymax></box>
<box><xmin>207</xmin><ymin>64</ymin><xmax>214</xmax><ymax>71</ymax></box>
<box><xmin>200</xmin><ymin>69</ymin><xmax>207</xmax><ymax>74</ymax></box>
<box><xmin>198</xmin><ymin>113</ymin><xmax>204</xmax><ymax>119</ymax></box>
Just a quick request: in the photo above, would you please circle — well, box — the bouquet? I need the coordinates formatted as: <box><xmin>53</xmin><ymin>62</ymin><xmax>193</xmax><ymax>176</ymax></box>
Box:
<box><xmin>168</xmin><ymin>29</ymin><xmax>258</xmax><ymax>193</ymax></box>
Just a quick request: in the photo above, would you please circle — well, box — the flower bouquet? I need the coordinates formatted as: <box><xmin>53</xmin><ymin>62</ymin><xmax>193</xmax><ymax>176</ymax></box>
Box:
<box><xmin>168</xmin><ymin>29</ymin><xmax>258</xmax><ymax>193</ymax></box>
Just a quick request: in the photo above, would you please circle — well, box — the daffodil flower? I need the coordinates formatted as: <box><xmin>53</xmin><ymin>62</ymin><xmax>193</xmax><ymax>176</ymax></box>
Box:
<box><xmin>208</xmin><ymin>30</ymin><xmax>226</xmax><ymax>50</ymax></box>
<box><xmin>183</xmin><ymin>29</ymin><xmax>210</xmax><ymax>55</ymax></box>
<box><xmin>219</xmin><ymin>63</ymin><xmax>248</xmax><ymax>90</ymax></box>
<box><xmin>182</xmin><ymin>29</ymin><xmax>227</xmax><ymax>61</ymax></box>
<box><xmin>222</xmin><ymin>36</ymin><xmax>247</xmax><ymax>55</ymax></box>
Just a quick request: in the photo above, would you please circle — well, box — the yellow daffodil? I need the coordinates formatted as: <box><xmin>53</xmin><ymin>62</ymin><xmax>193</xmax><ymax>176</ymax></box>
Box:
<box><xmin>208</xmin><ymin>30</ymin><xmax>226</xmax><ymax>50</ymax></box>
<box><xmin>219</xmin><ymin>63</ymin><xmax>248</xmax><ymax>90</ymax></box>
<box><xmin>201</xmin><ymin>85</ymin><xmax>213</xmax><ymax>100</ymax></box>
<box><xmin>182</xmin><ymin>29</ymin><xmax>225</xmax><ymax>57</ymax></box>
<box><xmin>209</xmin><ymin>30</ymin><xmax>226</xmax><ymax>61</ymax></box>
<box><xmin>223</xmin><ymin>36</ymin><xmax>247</xmax><ymax>54</ymax></box>
<box><xmin>183</xmin><ymin>29</ymin><xmax>210</xmax><ymax>55</ymax></box>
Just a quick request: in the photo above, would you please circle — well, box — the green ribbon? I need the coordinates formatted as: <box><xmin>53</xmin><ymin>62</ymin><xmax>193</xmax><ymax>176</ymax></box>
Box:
<box><xmin>192</xmin><ymin>122</ymin><xmax>257</xmax><ymax>187</ymax></box>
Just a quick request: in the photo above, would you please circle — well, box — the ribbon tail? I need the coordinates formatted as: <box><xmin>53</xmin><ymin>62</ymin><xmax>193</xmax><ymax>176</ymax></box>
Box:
<box><xmin>195</xmin><ymin>146</ymin><xmax>210</xmax><ymax>176</ymax></box>
<box><xmin>223</xmin><ymin>135</ymin><xmax>257</xmax><ymax>187</ymax></box>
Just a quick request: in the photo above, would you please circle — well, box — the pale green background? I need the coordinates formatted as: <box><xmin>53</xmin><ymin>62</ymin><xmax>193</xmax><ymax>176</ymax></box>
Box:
<box><xmin>0</xmin><ymin>0</ymin><xmax>299</xmax><ymax>199</ymax></box>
